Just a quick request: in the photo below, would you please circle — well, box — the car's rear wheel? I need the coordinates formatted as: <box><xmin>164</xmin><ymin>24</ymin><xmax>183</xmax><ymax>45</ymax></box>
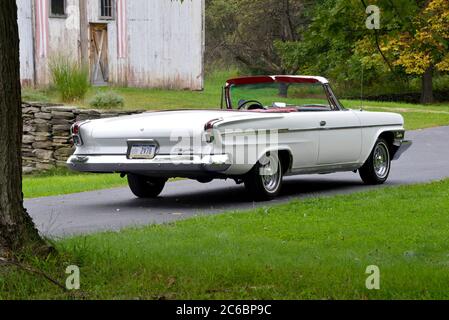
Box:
<box><xmin>359</xmin><ymin>138</ymin><xmax>391</xmax><ymax>185</ymax></box>
<box><xmin>244</xmin><ymin>152</ymin><xmax>283</xmax><ymax>201</ymax></box>
<box><xmin>127</xmin><ymin>174</ymin><xmax>167</xmax><ymax>198</ymax></box>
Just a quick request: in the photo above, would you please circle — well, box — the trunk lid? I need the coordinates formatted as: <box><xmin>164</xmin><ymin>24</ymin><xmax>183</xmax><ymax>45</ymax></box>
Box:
<box><xmin>77</xmin><ymin>110</ymin><xmax>280</xmax><ymax>155</ymax></box>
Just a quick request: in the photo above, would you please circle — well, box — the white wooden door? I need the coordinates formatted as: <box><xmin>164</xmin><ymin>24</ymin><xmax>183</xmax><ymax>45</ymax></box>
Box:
<box><xmin>90</xmin><ymin>24</ymin><xmax>109</xmax><ymax>85</ymax></box>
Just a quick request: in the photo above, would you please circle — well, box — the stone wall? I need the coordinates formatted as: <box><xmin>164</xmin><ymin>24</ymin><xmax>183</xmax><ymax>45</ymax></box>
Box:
<box><xmin>22</xmin><ymin>103</ymin><xmax>141</xmax><ymax>174</ymax></box>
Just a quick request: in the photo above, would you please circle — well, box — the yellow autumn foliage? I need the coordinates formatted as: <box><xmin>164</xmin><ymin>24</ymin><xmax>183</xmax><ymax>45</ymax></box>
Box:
<box><xmin>383</xmin><ymin>0</ymin><xmax>449</xmax><ymax>75</ymax></box>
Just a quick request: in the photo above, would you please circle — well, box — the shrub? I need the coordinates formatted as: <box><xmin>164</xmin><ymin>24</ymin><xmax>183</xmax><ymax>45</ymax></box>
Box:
<box><xmin>434</xmin><ymin>75</ymin><xmax>449</xmax><ymax>92</ymax></box>
<box><xmin>49</xmin><ymin>55</ymin><xmax>90</xmax><ymax>102</ymax></box>
<box><xmin>88</xmin><ymin>91</ymin><xmax>125</xmax><ymax>109</ymax></box>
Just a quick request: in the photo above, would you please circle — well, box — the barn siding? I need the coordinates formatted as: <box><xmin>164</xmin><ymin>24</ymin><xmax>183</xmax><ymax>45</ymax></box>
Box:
<box><xmin>47</xmin><ymin>0</ymin><xmax>80</xmax><ymax>59</ymax></box>
<box><xmin>17</xmin><ymin>0</ymin><xmax>35</xmax><ymax>86</ymax></box>
<box><xmin>126</xmin><ymin>0</ymin><xmax>204</xmax><ymax>89</ymax></box>
<box><xmin>33</xmin><ymin>0</ymin><xmax>81</xmax><ymax>86</ymax></box>
<box><xmin>18</xmin><ymin>0</ymin><xmax>204</xmax><ymax>90</ymax></box>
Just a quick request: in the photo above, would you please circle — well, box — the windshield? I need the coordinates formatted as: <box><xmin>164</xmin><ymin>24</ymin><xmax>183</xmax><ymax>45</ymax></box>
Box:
<box><xmin>229</xmin><ymin>82</ymin><xmax>335</xmax><ymax>110</ymax></box>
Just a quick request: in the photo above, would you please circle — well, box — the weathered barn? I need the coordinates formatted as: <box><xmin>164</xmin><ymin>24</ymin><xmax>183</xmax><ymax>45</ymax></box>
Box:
<box><xmin>17</xmin><ymin>0</ymin><xmax>205</xmax><ymax>89</ymax></box>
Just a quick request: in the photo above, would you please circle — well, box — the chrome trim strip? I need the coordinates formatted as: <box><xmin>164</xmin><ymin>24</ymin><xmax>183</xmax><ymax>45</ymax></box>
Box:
<box><xmin>287</xmin><ymin>162</ymin><xmax>363</xmax><ymax>175</ymax></box>
<box><xmin>221</xmin><ymin>124</ymin><xmax>403</xmax><ymax>136</ymax></box>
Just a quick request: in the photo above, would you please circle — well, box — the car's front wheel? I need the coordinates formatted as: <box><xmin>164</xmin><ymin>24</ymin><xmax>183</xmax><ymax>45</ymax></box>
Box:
<box><xmin>127</xmin><ymin>174</ymin><xmax>167</xmax><ymax>198</ymax></box>
<box><xmin>359</xmin><ymin>138</ymin><xmax>391</xmax><ymax>185</ymax></box>
<box><xmin>244</xmin><ymin>152</ymin><xmax>283</xmax><ymax>201</ymax></box>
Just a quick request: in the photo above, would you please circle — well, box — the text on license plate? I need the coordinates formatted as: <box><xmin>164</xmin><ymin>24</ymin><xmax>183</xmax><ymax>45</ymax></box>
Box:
<box><xmin>129</xmin><ymin>145</ymin><xmax>157</xmax><ymax>159</ymax></box>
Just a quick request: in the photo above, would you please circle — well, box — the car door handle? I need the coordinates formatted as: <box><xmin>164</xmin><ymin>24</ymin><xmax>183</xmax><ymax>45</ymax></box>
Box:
<box><xmin>320</xmin><ymin>121</ymin><xmax>327</xmax><ymax>127</ymax></box>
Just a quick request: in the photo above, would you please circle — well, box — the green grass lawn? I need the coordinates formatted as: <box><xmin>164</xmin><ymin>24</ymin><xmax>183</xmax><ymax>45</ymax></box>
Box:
<box><xmin>3</xmin><ymin>179</ymin><xmax>449</xmax><ymax>300</ymax></box>
<box><xmin>343</xmin><ymin>100</ymin><xmax>449</xmax><ymax>130</ymax></box>
<box><xmin>23</xmin><ymin>168</ymin><xmax>126</xmax><ymax>199</ymax></box>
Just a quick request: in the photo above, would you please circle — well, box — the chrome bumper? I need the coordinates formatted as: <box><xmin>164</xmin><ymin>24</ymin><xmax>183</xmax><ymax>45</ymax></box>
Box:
<box><xmin>393</xmin><ymin>140</ymin><xmax>412</xmax><ymax>160</ymax></box>
<box><xmin>67</xmin><ymin>154</ymin><xmax>232</xmax><ymax>174</ymax></box>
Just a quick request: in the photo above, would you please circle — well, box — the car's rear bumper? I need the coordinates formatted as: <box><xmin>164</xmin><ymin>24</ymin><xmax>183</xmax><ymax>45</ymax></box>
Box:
<box><xmin>67</xmin><ymin>154</ymin><xmax>232</xmax><ymax>175</ymax></box>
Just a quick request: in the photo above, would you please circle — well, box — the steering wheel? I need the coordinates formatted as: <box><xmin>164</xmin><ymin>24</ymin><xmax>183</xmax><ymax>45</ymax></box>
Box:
<box><xmin>238</xmin><ymin>100</ymin><xmax>265</xmax><ymax>111</ymax></box>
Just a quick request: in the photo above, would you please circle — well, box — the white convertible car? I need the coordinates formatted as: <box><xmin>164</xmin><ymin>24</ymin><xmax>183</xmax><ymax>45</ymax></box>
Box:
<box><xmin>67</xmin><ymin>76</ymin><xmax>411</xmax><ymax>201</ymax></box>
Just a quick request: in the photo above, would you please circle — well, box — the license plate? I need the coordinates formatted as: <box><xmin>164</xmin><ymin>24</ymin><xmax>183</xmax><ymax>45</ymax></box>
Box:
<box><xmin>127</xmin><ymin>142</ymin><xmax>158</xmax><ymax>159</ymax></box>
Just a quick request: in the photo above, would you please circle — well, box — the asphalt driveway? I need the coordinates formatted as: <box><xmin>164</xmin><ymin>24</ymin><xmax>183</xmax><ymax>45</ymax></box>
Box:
<box><xmin>26</xmin><ymin>126</ymin><xmax>449</xmax><ymax>238</ymax></box>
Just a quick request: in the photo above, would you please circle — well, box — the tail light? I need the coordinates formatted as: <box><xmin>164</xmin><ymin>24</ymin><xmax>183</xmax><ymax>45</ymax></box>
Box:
<box><xmin>71</xmin><ymin>122</ymin><xmax>80</xmax><ymax>135</ymax></box>
<box><xmin>204</xmin><ymin>118</ymin><xmax>222</xmax><ymax>143</ymax></box>
<box><xmin>71</xmin><ymin>122</ymin><xmax>83</xmax><ymax>146</ymax></box>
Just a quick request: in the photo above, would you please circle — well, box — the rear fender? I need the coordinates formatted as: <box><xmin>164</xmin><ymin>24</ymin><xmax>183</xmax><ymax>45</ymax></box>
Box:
<box><xmin>255</xmin><ymin>146</ymin><xmax>293</xmax><ymax>174</ymax></box>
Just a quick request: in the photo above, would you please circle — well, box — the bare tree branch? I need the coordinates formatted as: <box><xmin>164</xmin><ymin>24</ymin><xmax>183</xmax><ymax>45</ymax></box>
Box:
<box><xmin>0</xmin><ymin>257</ymin><xmax>88</xmax><ymax>298</ymax></box>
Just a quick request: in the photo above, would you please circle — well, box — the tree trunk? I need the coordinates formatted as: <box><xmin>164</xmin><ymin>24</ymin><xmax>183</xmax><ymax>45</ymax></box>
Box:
<box><xmin>0</xmin><ymin>0</ymin><xmax>47</xmax><ymax>256</ymax></box>
<box><xmin>420</xmin><ymin>66</ymin><xmax>434</xmax><ymax>104</ymax></box>
<box><xmin>281</xmin><ymin>0</ymin><xmax>296</xmax><ymax>42</ymax></box>
<box><xmin>278</xmin><ymin>83</ymin><xmax>290</xmax><ymax>97</ymax></box>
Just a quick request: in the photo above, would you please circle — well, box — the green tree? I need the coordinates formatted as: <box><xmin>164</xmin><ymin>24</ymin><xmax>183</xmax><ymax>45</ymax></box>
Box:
<box><xmin>206</xmin><ymin>0</ymin><xmax>313</xmax><ymax>75</ymax></box>
<box><xmin>276</xmin><ymin>0</ymin><xmax>448</xmax><ymax>103</ymax></box>
<box><xmin>381</xmin><ymin>0</ymin><xmax>449</xmax><ymax>103</ymax></box>
<box><xmin>275</xmin><ymin>0</ymin><xmax>381</xmax><ymax>89</ymax></box>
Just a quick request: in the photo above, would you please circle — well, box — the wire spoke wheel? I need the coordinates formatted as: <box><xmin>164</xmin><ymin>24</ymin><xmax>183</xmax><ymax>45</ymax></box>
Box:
<box><xmin>259</xmin><ymin>154</ymin><xmax>282</xmax><ymax>193</ymax></box>
<box><xmin>373</xmin><ymin>143</ymin><xmax>390</xmax><ymax>179</ymax></box>
<box><xmin>359</xmin><ymin>139</ymin><xmax>391</xmax><ymax>185</ymax></box>
<box><xmin>244</xmin><ymin>152</ymin><xmax>284</xmax><ymax>201</ymax></box>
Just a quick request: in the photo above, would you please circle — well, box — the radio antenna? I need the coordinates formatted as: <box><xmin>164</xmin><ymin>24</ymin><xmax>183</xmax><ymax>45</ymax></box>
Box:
<box><xmin>220</xmin><ymin>86</ymin><xmax>224</xmax><ymax>109</ymax></box>
<box><xmin>360</xmin><ymin>64</ymin><xmax>364</xmax><ymax>111</ymax></box>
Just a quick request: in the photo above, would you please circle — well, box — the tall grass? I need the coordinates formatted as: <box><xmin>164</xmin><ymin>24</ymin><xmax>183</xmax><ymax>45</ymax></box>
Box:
<box><xmin>49</xmin><ymin>55</ymin><xmax>90</xmax><ymax>102</ymax></box>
